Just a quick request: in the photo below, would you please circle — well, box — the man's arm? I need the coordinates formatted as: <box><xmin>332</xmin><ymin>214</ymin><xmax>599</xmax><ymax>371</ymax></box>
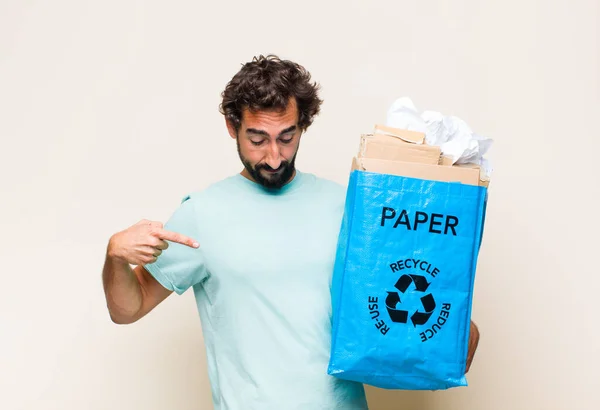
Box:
<box><xmin>102</xmin><ymin>219</ymin><xmax>199</xmax><ymax>324</ymax></box>
<box><xmin>465</xmin><ymin>320</ymin><xmax>480</xmax><ymax>372</ymax></box>
<box><xmin>102</xmin><ymin>257</ymin><xmax>172</xmax><ymax>324</ymax></box>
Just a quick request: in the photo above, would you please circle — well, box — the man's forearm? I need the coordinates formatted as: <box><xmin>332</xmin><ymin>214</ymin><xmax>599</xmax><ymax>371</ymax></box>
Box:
<box><xmin>102</xmin><ymin>242</ymin><xmax>143</xmax><ymax>324</ymax></box>
<box><xmin>466</xmin><ymin>320</ymin><xmax>480</xmax><ymax>372</ymax></box>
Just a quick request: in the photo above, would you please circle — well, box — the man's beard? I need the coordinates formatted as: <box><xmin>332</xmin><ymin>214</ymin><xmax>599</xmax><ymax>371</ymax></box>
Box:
<box><xmin>237</xmin><ymin>139</ymin><xmax>297</xmax><ymax>190</ymax></box>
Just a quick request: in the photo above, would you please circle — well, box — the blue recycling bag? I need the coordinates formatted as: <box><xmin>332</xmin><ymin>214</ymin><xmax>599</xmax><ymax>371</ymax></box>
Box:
<box><xmin>328</xmin><ymin>170</ymin><xmax>487</xmax><ymax>390</ymax></box>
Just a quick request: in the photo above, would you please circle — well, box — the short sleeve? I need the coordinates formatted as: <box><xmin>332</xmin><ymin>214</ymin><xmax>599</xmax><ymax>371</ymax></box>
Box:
<box><xmin>144</xmin><ymin>195</ymin><xmax>208</xmax><ymax>295</ymax></box>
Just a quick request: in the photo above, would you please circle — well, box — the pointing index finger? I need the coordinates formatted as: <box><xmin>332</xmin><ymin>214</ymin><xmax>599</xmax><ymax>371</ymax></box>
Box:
<box><xmin>156</xmin><ymin>229</ymin><xmax>199</xmax><ymax>248</ymax></box>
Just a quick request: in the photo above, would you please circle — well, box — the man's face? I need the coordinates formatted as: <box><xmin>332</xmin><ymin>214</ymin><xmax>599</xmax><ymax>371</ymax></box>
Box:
<box><xmin>228</xmin><ymin>99</ymin><xmax>302</xmax><ymax>189</ymax></box>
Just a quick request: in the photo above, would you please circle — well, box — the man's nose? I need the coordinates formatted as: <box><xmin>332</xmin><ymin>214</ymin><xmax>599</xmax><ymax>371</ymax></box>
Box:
<box><xmin>265</xmin><ymin>141</ymin><xmax>282</xmax><ymax>169</ymax></box>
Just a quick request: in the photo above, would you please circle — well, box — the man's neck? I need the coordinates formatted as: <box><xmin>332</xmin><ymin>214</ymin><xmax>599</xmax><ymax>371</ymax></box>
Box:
<box><xmin>240</xmin><ymin>168</ymin><xmax>297</xmax><ymax>186</ymax></box>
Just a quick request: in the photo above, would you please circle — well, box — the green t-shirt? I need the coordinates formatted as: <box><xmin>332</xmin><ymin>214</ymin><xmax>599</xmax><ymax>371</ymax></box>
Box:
<box><xmin>145</xmin><ymin>170</ymin><xmax>368</xmax><ymax>410</ymax></box>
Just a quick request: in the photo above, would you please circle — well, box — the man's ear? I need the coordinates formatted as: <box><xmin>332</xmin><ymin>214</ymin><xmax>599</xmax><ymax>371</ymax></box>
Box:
<box><xmin>226</xmin><ymin>119</ymin><xmax>238</xmax><ymax>139</ymax></box>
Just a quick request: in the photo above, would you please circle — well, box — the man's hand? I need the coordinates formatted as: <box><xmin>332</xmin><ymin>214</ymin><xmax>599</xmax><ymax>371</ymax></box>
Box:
<box><xmin>465</xmin><ymin>320</ymin><xmax>480</xmax><ymax>373</ymax></box>
<box><xmin>108</xmin><ymin>219</ymin><xmax>199</xmax><ymax>266</ymax></box>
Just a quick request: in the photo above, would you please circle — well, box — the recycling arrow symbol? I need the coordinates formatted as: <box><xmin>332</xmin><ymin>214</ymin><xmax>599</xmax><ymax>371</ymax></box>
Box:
<box><xmin>385</xmin><ymin>274</ymin><xmax>436</xmax><ymax>327</ymax></box>
<box><xmin>385</xmin><ymin>291</ymin><xmax>408</xmax><ymax>323</ymax></box>
<box><xmin>410</xmin><ymin>293</ymin><xmax>436</xmax><ymax>326</ymax></box>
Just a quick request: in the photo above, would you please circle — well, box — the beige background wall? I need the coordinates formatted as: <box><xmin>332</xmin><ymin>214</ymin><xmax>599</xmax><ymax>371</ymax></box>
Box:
<box><xmin>1</xmin><ymin>1</ymin><xmax>598</xmax><ymax>409</ymax></box>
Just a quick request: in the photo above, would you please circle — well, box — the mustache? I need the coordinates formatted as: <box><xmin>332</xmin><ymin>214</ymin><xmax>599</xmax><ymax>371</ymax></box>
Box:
<box><xmin>256</xmin><ymin>162</ymin><xmax>288</xmax><ymax>171</ymax></box>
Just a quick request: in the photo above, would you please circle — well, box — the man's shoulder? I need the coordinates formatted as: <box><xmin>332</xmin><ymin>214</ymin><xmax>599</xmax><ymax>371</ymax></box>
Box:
<box><xmin>177</xmin><ymin>174</ymin><xmax>241</xmax><ymax>205</ymax></box>
<box><xmin>301</xmin><ymin>172</ymin><xmax>347</xmax><ymax>201</ymax></box>
<box><xmin>179</xmin><ymin>172</ymin><xmax>348</xmax><ymax>204</ymax></box>
<box><xmin>306</xmin><ymin>172</ymin><xmax>345</xmax><ymax>188</ymax></box>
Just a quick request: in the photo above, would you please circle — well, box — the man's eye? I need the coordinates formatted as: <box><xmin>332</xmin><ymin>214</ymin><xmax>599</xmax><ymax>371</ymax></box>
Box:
<box><xmin>280</xmin><ymin>137</ymin><xmax>293</xmax><ymax>144</ymax></box>
<box><xmin>251</xmin><ymin>140</ymin><xmax>264</xmax><ymax>146</ymax></box>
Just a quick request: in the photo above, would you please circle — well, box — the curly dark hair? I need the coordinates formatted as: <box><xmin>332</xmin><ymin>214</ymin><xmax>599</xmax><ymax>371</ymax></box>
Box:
<box><xmin>219</xmin><ymin>55</ymin><xmax>323</xmax><ymax>132</ymax></box>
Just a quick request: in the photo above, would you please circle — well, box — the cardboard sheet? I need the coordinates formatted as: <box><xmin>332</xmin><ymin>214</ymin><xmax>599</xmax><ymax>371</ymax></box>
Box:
<box><xmin>352</xmin><ymin>157</ymin><xmax>483</xmax><ymax>187</ymax></box>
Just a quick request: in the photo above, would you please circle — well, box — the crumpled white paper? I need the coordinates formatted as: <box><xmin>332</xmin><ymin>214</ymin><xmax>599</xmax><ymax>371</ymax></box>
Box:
<box><xmin>386</xmin><ymin>97</ymin><xmax>493</xmax><ymax>178</ymax></box>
